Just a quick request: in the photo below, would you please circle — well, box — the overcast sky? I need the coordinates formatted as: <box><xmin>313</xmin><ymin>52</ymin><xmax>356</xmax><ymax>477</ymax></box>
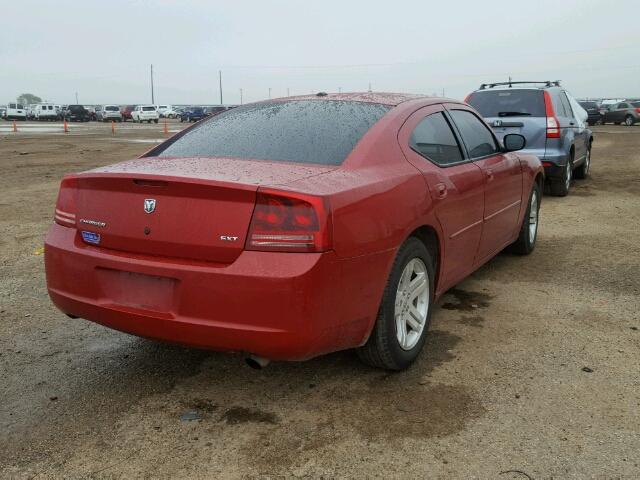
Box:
<box><xmin>1</xmin><ymin>0</ymin><xmax>639</xmax><ymax>105</ymax></box>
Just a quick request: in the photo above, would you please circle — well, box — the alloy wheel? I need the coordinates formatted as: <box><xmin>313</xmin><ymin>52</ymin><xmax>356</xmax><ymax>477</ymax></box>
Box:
<box><xmin>394</xmin><ymin>258</ymin><xmax>429</xmax><ymax>351</ymax></box>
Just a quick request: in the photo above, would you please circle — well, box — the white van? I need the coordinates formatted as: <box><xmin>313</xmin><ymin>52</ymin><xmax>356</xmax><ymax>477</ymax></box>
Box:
<box><xmin>35</xmin><ymin>104</ymin><xmax>58</xmax><ymax>121</ymax></box>
<box><xmin>5</xmin><ymin>103</ymin><xmax>27</xmax><ymax>120</ymax></box>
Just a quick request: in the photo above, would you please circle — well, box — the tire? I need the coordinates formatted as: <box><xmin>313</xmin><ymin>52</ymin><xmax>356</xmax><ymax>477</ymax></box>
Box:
<box><xmin>614</xmin><ymin>122</ymin><xmax>620</xmax><ymax>125</ymax></box>
<box><xmin>548</xmin><ymin>157</ymin><xmax>572</xmax><ymax>197</ymax></box>
<box><xmin>510</xmin><ymin>182</ymin><xmax>541</xmax><ymax>255</ymax></box>
<box><xmin>180</xmin><ymin>117</ymin><xmax>184</xmax><ymax>123</ymax></box>
<box><xmin>357</xmin><ymin>237</ymin><xmax>434</xmax><ymax>370</ymax></box>
<box><xmin>625</xmin><ymin>115</ymin><xmax>635</xmax><ymax>126</ymax></box>
<box><xmin>154</xmin><ymin>119</ymin><xmax>158</xmax><ymax>124</ymax></box>
<box><xmin>574</xmin><ymin>144</ymin><xmax>591</xmax><ymax>180</ymax></box>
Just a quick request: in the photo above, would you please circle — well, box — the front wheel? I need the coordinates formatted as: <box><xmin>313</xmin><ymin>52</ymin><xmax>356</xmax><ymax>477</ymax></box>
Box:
<box><xmin>357</xmin><ymin>237</ymin><xmax>434</xmax><ymax>370</ymax></box>
<box><xmin>625</xmin><ymin>115</ymin><xmax>635</xmax><ymax>126</ymax></box>
<box><xmin>510</xmin><ymin>182</ymin><xmax>541</xmax><ymax>255</ymax></box>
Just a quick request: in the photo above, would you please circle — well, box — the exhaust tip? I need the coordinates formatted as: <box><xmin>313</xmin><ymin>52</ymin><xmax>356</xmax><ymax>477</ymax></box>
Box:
<box><xmin>245</xmin><ymin>355</ymin><xmax>270</xmax><ymax>370</ymax></box>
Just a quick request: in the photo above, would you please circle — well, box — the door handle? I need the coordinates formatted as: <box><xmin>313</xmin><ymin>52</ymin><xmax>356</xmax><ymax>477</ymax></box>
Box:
<box><xmin>435</xmin><ymin>182</ymin><xmax>447</xmax><ymax>199</ymax></box>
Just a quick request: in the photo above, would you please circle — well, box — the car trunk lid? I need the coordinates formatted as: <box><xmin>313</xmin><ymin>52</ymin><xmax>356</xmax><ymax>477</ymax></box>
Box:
<box><xmin>73</xmin><ymin>157</ymin><xmax>335</xmax><ymax>263</ymax></box>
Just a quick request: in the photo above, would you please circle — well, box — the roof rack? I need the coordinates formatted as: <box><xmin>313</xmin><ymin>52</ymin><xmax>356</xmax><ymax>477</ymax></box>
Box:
<box><xmin>479</xmin><ymin>80</ymin><xmax>561</xmax><ymax>90</ymax></box>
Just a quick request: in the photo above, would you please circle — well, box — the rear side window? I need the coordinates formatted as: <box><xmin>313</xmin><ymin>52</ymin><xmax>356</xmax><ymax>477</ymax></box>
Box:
<box><xmin>449</xmin><ymin>110</ymin><xmax>499</xmax><ymax>159</ymax></box>
<box><xmin>559</xmin><ymin>93</ymin><xmax>573</xmax><ymax>118</ymax></box>
<box><xmin>467</xmin><ymin>89</ymin><xmax>545</xmax><ymax>117</ymax></box>
<box><xmin>155</xmin><ymin>100</ymin><xmax>391</xmax><ymax>166</ymax></box>
<box><xmin>410</xmin><ymin>112</ymin><xmax>463</xmax><ymax>166</ymax></box>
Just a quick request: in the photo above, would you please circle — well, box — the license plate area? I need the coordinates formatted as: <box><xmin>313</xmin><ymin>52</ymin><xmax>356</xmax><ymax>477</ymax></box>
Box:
<box><xmin>97</xmin><ymin>268</ymin><xmax>177</xmax><ymax>313</ymax></box>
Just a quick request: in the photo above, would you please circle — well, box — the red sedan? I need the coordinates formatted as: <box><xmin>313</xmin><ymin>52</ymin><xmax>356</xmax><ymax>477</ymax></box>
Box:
<box><xmin>45</xmin><ymin>93</ymin><xmax>543</xmax><ymax>370</ymax></box>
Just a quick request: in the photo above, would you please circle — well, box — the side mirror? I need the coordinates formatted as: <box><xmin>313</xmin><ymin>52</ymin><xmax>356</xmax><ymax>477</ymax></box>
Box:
<box><xmin>503</xmin><ymin>134</ymin><xmax>526</xmax><ymax>152</ymax></box>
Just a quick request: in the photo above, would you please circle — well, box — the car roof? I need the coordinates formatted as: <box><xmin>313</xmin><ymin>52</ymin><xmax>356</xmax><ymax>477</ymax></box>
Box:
<box><xmin>272</xmin><ymin>92</ymin><xmax>429</xmax><ymax>106</ymax></box>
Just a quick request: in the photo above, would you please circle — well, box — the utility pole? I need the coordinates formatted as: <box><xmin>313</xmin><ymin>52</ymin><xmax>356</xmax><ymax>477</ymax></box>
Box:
<box><xmin>286</xmin><ymin>87</ymin><xmax>290</xmax><ymax>97</ymax></box>
<box><xmin>219</xmin><ymin>70</ymin><xmax>223</xmax><ymax>105</ymax></box>
<box><xmin>150</xmin><ymin>64</ymin><xmax>155</xmax><ymax>104</ymax></box>
<box><xmin>239</xmin><ymin>88</ymin><xmax>243</xmax><ymax>105</ymax></box>
<box><xmin>338</xmin><ymin>87</ymin><xmax>342</xmax><ymax>93</ymax></box>
<box><xmin>75</xmin><ymin>92</ymin><xmax>78</xmax><ymax>104</ymax></box>
<box><xmin>268</xmin><ymin>87</ymin><xmax>271</xmax><ymax>99</ymax></box>
<box><xmin>368</xmin><ymin>82</ymin><xmax>372</xmax><ymax>93</ymax></box>
<box><xmin>442</xmin><ymin>88</ymin><xmax>445</xmax><ymax>97</ymax></box>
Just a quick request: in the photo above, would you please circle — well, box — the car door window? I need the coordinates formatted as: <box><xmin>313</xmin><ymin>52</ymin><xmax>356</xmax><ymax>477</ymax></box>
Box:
<box><xmin>409</xmin><ymin>112</ymin><xmax>464</xmax><ymax>166</ymax></box>
<box><xmin>559</xmin><ymin>92</ymin><xmax>573</xmax><ymax>118</ymax></box>
<box><xmin>449</xmin><ymin>109</ymin><xmax>499</xmax><ymax>159</ymax></box>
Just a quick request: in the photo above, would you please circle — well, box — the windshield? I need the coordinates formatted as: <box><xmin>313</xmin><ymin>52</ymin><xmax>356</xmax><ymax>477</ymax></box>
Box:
<box><xmin>467</xmin><ymin>89</ymin><xmax>545</xmax><ymax>117</ymax></box>
<box><xmin>154</xmin><ymin>100</ymin><xmax>391</xmax><ymax>166</ymax></box>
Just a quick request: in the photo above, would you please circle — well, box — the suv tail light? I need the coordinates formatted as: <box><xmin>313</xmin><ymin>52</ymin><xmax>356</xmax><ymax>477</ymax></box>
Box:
<box><xmin>635</xmin><ymin>108</ymin><xmax>640</xmax><ymax>114</ymax></box>
<box><xmin>246</xmin><ymin>189</ymin><xmax>331</xmax><ymax>253</ymax></box>
<box><xmin>54</xmin><ymin>177</ymin><xmax>78</xmax><ymax>227</ymax></box>
<box><xmin>543</xmin><ymin>91</ymin><xmax>561</xmax><ymax>138</ymax></box>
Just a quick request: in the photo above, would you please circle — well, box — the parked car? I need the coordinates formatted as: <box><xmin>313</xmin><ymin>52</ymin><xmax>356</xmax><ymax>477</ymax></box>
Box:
<box><xmin>466</xmin><ymin>81</ymin><xmax>593</xmax><ymax>196</ymax></box>
<box><xmin>578</xmin><ymin>101</ymin><xmax>602</xmax><ymax>125</ymax></box>
<box><xmin>96</xmin><ymin>105</ymin><xmax>123</xmax><ymax>122</ymax></box>
<box><xmin>83</xmin><ymin>106</ymin><xmax>97</xmax><ymax>121</ymax></box>
<box><xmin>180</xmin><ymin>106</ymin><xmax>205</xmax><ymax>122</ymax></box>
<box><xmin>35</xmin><ymin>104</ymin><xmax>58</xmax><ymax>121</ymax></box>
<box><xmin>44</xmin><ymin>93</ymin><xmax>543</xmax><ymax>370</ymax></box>
<box><xmin>4</xmin><ymin>103</ymin><xmax>27</xmax><ymax>120</ymax></box>
<box><xmin>601</xmin><ymin>101</ymin><xmax>640</xmax><ymax>126</ymax></box>
<box><xmin>64</xmin><ymin>105</ymin><xmax>90</xmax><ymax>122</ymax></box>
<box><xmin>131</xmin><ymin>105</ymin><xmax>159</xmax><ymax>123</ymax></box>
<box><xmin>156</xmin><ymin>105</ymin><xmax>173</xmax><ymax>117</ymax></box>
<box><xmin>203</xmin><ymin>106</ymin><xmax>228</xmax><ymax>117</ymax></box>
<box><xmin>120</xmin><ymin>105</ymin><xmax>136</xmax><ymax>122</ymax></box>
<box><xmin>161</xmin><ymin>106</ymin><xmax>181</xmax><ymax>118</ymax></box>
<box><xmin>0</xmin><ymin>105</ymin><xmax>6</xmax><ymax>118</ymax></box>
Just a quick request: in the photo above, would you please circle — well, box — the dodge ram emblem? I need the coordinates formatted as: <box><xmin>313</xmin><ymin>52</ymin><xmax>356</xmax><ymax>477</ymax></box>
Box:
<box><xmin>144</xmin><ymin>199</ymin><xmax>156</xmax><ymax>214</ymax></box>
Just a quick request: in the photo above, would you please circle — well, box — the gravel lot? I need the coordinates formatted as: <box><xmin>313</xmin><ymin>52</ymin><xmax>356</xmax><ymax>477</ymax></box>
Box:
<box><xmin>1</xmin><ymin>122</ymin><xmax>639</xmax><ymax>479</ymax></box>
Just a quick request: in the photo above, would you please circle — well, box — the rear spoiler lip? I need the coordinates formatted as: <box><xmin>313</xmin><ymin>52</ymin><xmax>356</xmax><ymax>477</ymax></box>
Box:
<box><xmin>70</xmin><ymin>171</ymin><xmax>260</xmax><ymax>192</ymax></box>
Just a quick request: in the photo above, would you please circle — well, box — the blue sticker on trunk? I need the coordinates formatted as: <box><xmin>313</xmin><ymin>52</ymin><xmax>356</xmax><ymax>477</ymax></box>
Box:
<box><xmin>81</xmin><ymin>231</ymin><xmax>101</xmax><ymax>245</ymax></box>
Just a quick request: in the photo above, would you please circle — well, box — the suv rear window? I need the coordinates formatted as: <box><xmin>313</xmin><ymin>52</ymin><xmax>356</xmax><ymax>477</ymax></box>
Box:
<box><xmin>154</xmin><ymin>100</ymin><xmax>391</xmax><ymax>165</ymax></box>
<box><xmin>579</xmin><ymin>102</ymin><xmax>598</xmax><ymax>109</ymax></box>
<box><xmin>467</xmin><ymin>89</ymin><xmax>545</xmax><ymax>117</ymax></box>
<box><xmin>105</xmin><ymin>105</ymin><xmax>119</xmax><ymax>111</ymax></box>
<box><xmin>142</xmin><ymin>106</ymin><xmax>156</xmax><ymax>111</ymax></box>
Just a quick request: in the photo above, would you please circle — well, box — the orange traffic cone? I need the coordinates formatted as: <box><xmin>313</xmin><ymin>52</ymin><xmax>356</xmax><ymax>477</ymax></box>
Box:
<box><xmin>63</xmin><ymin>119</ymin><xmax>69</xmax><ymax>134</ymax></box>
<box><xmin>163</xmin><ymin>118</ymin><xmax>169</xmax><ymax>135</ymax></box>
<box><xmin>111</xmin><ymin>121</ymin><xmax>115</xmax><ymax>135</ymax></box>
<box><xmin>12</xmin><ymin>120</ymin><xmax>17</xmax><ymax>133</ymax></box>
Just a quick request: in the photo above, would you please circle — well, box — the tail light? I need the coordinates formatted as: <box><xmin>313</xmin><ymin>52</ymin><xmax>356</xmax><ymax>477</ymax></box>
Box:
<box><xmin>635</xmin><ymin>108</ymin><xmax>640</xmax><ymax>114</ymax></box>
<box><xmin>54</xmin><ymin>177</ymin><xmax>78</xmax><ymax>227</ymax></box>
<box><xmin>543</xmin><ymin>91</ymin><xmax>560</xmax><ymax>138</ymax></box>
<box><xmin>246</xmin><ymin>189</ymin><xmax>331</xmax><ymax>253</ymax></box>
<box><xmin>464</xmin><ymin>93</ymin><xmax>471</xmax><ymax>103</ymax></box>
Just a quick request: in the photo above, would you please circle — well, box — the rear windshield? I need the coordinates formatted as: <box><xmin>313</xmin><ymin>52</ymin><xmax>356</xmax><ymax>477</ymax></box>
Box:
<box><xmin>579</xmin><ymin>102</ymin><xmax>598</xmax><ymax>109</ymax></box>
<box><xmin>142</xmin><ymin>106</ymin><xmax>156</xmax><ymax>111</ymax></box>
<box><xmin>105</xmin><ymin>105</ymin><xmax>119</xmax><ymax>111</ymax></box>
<box><xmin>467</xmin><ymin>89</ymin><xmax>545</xmax><ymax>117</ymax></box>
<box><xmin>154</xmin><ymin>100</ymin><xmax>390</xmax><ymax>165</ymax></box>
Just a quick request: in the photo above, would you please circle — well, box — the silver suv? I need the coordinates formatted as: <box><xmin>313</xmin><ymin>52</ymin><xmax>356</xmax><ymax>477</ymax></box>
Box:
<box><xmin>466</xmin><ymin>81</ymin><xmax>593</xmax><ymax>196</ymax></box>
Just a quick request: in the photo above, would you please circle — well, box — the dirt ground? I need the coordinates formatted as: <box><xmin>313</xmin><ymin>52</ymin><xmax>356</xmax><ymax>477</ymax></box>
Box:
<box><xmin>0</xmin><ymin>121</ymin><xmax>639</xmax><ymax>479</ymax></box>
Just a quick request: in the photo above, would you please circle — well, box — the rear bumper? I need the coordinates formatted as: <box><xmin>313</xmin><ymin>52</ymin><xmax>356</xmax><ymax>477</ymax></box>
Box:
<box><xmin>44</xmin><ymin>224</ymin><xmax>388</xmax><ymax>360</ymax></box>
